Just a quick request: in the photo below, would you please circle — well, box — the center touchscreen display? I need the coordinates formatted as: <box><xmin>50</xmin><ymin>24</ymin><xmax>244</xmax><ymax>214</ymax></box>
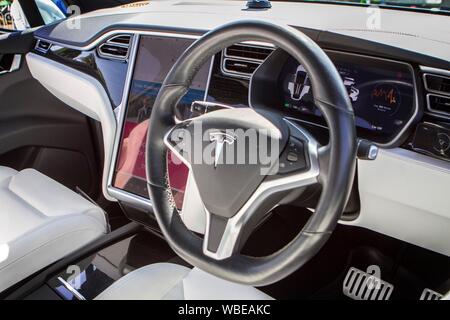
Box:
<box><xmin>113</xmin><ymin>36</ymin><xmax>211</xmax><ymax>204</ymax></box>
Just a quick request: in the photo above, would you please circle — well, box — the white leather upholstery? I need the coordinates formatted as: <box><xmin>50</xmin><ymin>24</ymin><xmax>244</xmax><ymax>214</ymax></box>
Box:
<box><xmin>344</xmin><ymin>148</ymin><xmax>450</xmax><ymax>257</ymax></box>
<box><xmin>95</xmin><ymin>263</ymin><xmax>273</xmax><ymax>300</ymax></box>
<box><xmin>0</xmin><ymin>166</ymin><xmax>107</xmax><ymax>293</ymax></box>
<box><xmin>443</xmin><ymin>291</ymin><xmax>450</xmax><ymax>300</ymax></box>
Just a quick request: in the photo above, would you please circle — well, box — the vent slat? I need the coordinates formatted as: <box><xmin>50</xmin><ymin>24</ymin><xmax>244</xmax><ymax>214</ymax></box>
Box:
<box><xmin>221</xmin><ymin>44</ymin><xmax>273</xmax><ymax>79</ymax></box>
<box><xmin>427</xmin><ymin>94</ymin><xmax>450</xmax><ymax>116</ymax></box>
<box><xmin>225</xmin><ymin>44</ymin><xmax>273</xmax><ymax>61</ymax></box>
<box><xmin>424</xmin><ymin>74</ymin><xmax>450</xmax><ymax>96</ymax></box>
<box><xmin>223</xmin><ymin>59</ymin><xmax>260</xmax><ymax>76</ymax></box>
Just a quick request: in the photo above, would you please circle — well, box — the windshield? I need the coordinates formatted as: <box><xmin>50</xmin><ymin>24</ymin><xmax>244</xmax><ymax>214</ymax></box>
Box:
<box><xmin>271</xmin><ymin>0</ymin><xmax>450</xmax><ymax>14</ymax></box>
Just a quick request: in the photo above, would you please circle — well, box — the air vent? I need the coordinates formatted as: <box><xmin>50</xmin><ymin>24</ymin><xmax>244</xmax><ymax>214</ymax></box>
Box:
<box><xmin>427</xmin><ymin>94</ymin><xmax>450</xmax><ymax>116</ymax></box>
<box><xmin>423</xmin><ymin>72</ymin><xmax>450</xmax><ymax>117</ymax></box>
<box><xmin>224</xmin><ymin>44</ymin><xmax>273</xmax><ymax>62</ymax></box>
<box><xmin>424</xmin><ymin>74</ymin><xmax>450</xmax><ymax>95</ymax></box>
<box><xmin>98</xmin><ymin>34</ymin><xmax>132</xmax><ymax>61</ymax></box>
<box><xmin>35</xmin><ymin>40</ymin><xmax>52</xmax><ymax>54</ymax></box>
<box><xmin>221</xmin><ymin>43</ymin><xmax>274</xmax><ymax>79</ymax></box>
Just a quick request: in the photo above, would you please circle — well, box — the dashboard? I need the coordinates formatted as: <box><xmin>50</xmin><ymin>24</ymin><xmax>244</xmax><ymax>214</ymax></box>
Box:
<box><xmin>111</xmin><ymin>35</ymin><xmax>422</xmax><ymax>204</ymax></box>
<box><xmin>25</xmin><ymin>0</ymin><xmax>450</xmax><ymax>257</ymax></box>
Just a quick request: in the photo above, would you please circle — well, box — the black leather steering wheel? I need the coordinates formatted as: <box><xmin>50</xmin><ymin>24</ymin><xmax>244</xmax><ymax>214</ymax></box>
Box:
<box><xmin>146</xmin><ymin>20</ymin><xmax>356</xmax><ymax>286</ymax></box>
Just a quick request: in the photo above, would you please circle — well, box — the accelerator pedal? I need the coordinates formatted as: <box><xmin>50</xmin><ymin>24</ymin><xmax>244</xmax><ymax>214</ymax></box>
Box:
<box><xmin>420</xmin><ymin>288</ymin><xmax>443</xmax><ymax>300</ymax></box>
<box><xmin>343</xmin><ymin>266</ymin><xmax>394</xmax><ymax>300</ymax></box>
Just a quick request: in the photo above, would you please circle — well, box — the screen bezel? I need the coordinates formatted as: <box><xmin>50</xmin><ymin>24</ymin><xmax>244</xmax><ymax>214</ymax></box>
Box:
<box><xmin>107</xmin><ymin>32</ymin><xmax>214</xmax><ymax>209</ymax></box>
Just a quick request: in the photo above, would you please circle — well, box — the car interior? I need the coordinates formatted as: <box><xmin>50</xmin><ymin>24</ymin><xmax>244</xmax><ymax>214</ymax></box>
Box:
<box><xmin>0</xmin><ymin>0</ymin><xmax>449</xmax><ymax>301</ymax></box>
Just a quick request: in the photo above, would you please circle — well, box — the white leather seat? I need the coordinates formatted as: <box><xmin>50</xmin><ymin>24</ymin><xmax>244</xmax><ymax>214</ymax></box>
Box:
<box><xmin>0</xmin><ymin>166</ymin><xmax>107</xmax><ymax>293</ymax></box>
<box><xmin>95</xmin><ymin>263</ymin><xmax>272</xmax><ymax>300</ymax></box>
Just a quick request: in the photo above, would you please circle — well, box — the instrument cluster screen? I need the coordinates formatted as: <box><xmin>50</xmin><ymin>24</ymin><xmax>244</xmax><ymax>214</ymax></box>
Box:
<box><xmin>279</xmin><ymin>52</ymin><xmax>416</xmax><ymax>143</ymax></box>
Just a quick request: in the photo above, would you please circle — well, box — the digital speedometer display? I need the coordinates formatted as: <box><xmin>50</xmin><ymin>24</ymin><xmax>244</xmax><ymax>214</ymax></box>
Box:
<box><xmin>279</xmin><ymin>51</ymin><xmax>416</xmax><ymax>143</ymax></box>
<box><xmin>370</xmin><ymin>84</ymin><xmax>401</xmax><ymax>115</ymax></box>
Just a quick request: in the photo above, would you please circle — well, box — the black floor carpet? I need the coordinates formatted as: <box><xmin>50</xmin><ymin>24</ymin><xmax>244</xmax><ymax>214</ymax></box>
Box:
<box><xmin>117</xmin><ymin>205</ymin><xmax>450</xmax><ymax>300</ymax></box>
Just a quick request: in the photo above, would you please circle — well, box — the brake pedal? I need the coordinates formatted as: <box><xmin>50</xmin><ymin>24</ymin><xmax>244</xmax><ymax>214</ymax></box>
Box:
<box><xmin>420</xmin><ymin>288</ymin><xmax>443</xmax><ymax>300</ymax></box>
<box><xmin>343</xmin><ymin>267</ymin><xmax>394</xmax><ymax>300</ymax></box>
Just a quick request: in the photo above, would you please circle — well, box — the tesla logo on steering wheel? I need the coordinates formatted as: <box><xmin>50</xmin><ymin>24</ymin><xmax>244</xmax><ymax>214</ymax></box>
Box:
<box><xmin>209</xmin><ymin>132</ymin><xmax>236</xmax><ymax>168</ymax></box>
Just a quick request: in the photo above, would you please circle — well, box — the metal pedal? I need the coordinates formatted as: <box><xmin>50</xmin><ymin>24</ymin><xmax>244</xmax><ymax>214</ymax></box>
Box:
<box><xmin>343</xmin><ymin>266</ymin><xmax>394</xmax><ymax>300</ymax></box>
<box><xmin>420</xmin><ymin>288</ymin><xmax>443</xmax><ymax>300</ymax></box>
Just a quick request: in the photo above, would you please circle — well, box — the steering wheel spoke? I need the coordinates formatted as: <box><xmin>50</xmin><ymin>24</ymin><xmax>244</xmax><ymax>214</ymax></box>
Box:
<box><xmin>317</xmin><ymin>144</ymin><xmax>332</xmax><ymax>185</ymax></box>
<box><xmin>201</xmin><ymin>121</ymin><xmax>322</xmax><ymax>261</ymax></box>
<box><xmin>203</xmin><ymin>211</ymin><xmax>237</xmax><ymax>259</ymax></box>
<box><xmin>164</xmin><ymin>121</ymin><xmax>194</xmax><ymax>167</ymax></box>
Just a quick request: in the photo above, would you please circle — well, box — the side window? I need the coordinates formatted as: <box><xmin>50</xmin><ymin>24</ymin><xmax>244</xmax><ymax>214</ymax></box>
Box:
<box><xmin>0</xmin><ymin>1</ymin><xmax>14</xmax><ymax>30</ymax></box>
<box><xmin>1</xmin><ymin>0</ymin><xmax>66</xmax><ymax>31</ymax></box>
<box><xmin>35</xmin><ymin>0</ymin><xmax>66</xmax><ymax>25</ymax></box>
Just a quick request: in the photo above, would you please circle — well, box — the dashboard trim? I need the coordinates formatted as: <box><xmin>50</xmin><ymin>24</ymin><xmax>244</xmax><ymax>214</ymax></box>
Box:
<box><xmin>34</xmin><ymin>30</ymin><xmax>201</xmax><ymax>52</ymax></box>
<box><xmin>249</xmin><ymin>49</ymin><xmax>421</xmax><ymax>148</ymax></box>
<box><xmin>420</xmin><ymin>66</ymin><xmax>450</xmax><ymax>78</ymax></box>
<box><xmin>26</xmin><ymin>52</ymin><xmax>117</xmax><ymax>201</ymax></box>
<box><xmin>106</xmin><ymin>32</ymin><xmax>148</xmax><ymax>207</ymax></box>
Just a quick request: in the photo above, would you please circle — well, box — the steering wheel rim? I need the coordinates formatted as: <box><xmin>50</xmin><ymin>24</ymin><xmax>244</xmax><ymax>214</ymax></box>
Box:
<box><xmin>146</xmin><ymin>20</ymin><xmax>356</xmax><ymax>286</ymax></box>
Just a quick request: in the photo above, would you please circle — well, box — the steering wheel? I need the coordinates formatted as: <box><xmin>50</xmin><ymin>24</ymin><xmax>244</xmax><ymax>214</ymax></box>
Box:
<box><xmin>146</xmin><ymin>20</ymin><xmax>356</xmax><ymax>286</ymax></box>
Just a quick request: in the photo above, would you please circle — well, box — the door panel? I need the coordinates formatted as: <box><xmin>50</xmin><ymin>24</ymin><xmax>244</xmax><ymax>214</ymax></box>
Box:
<box><xmin>0</xmin><ymin>54</ymin><xmax>20</xmax><ymax>74</ymax></box>
<box><xmin>0</xmin><ymin>56</ymin><xmax>101</xmax><ymax>196</ymax></box>
<box><xmin>0</xmin><ymin>30</ymin><xmax>35</xmax><ymax>54</ymax></box>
